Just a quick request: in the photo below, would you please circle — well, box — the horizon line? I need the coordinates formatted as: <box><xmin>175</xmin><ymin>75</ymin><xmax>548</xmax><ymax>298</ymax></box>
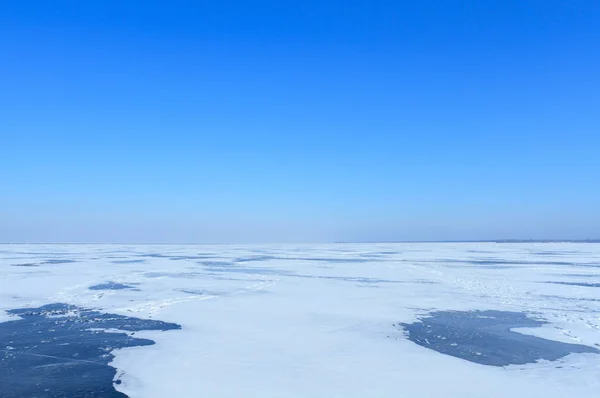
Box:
<box><xmin>1</xmin><ymin>239</ymin><xmax>600</xmax><ymax>245</ymax></box>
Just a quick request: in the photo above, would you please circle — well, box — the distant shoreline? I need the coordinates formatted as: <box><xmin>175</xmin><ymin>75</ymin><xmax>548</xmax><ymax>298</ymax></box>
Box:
<box><xmin>1</xmin><ymin>240</ymin><xmax>600</xmax><ymax>245</ymax></box>
<box><xmin>336</xmin><ymin>239</ymin><xmax>600</xmax><ymax>244</ymax></box>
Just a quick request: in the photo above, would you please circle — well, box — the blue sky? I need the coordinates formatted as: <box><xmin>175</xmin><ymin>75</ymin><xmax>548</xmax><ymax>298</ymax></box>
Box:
<box><xmin>1</xmin><ymin>1</ymin><xmax>599</xmax><ymax>243</ymax></box>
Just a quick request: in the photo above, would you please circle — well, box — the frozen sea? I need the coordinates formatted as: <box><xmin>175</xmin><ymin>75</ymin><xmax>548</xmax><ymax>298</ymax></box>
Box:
<box><xmin>1</xmin><ymin>243</ymin><xmax>600</xmax><ymax>397</ymax></box>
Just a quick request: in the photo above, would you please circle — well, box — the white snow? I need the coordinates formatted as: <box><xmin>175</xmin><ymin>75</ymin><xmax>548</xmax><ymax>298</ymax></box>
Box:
<box><xmin>1</xmin><ymin>243</ymin><xmax>600</xmax><ymax>397</ymax></box>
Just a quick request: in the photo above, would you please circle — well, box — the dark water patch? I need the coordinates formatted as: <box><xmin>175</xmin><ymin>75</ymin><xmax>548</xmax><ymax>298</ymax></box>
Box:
<box><xmin>299</xmin><ymin>275</ymin><xmax>401</xmax><ymax>284</ymax></box>
<box><xmin>11</xmin><ymin>259</ymin><xmax>77</xmax><ymax>267</ymax></box>
<box><xmin>410</xmin><ymin>279</ymin><xmax>437</xmax><ymax>284</ymax></box>
<box><xmin>315</xmin><ymin>265</ymin><xmax>335</xmax><ymax>269</ymax></box>
<box><xmin>97</xmin><ymin>250</ymin><xmax>138</xmax><ymax>254</ymax></box>
<box><xmin>357</xmin><ymin>251</ymin><xmax>399</xmax><ymax>259</ymax></box>
<box><xmin>323</xmin><ymin>276</ymin><xmax>434</xmax><ymax>284</ymax></box>
<box><xmin>178</xmin><ymin>289</ymin><xmax>220</xmax><ymax>296</ymax></box>
<box><xmin>7</xmin><ymin>270</ymin><xmax>53</xmax><ymax>277</ymax></box>
<box><xmin>197</xmin><ymin>262</ymin><xmax>407</xmax><ymax>284</ymax></box>
<box><xmin>111</xmin><ymin>259</ymin><xmax>145</xmax><ymax>264</ymax></box>
<box><xmin>206</xmin><ymin>264</ymin><xmax>405</xmax><ymax>284</ymax></box>
<box><xmin>10</xmin><ymin>263</ymin><xmax>40</xmax><ymax>267</ymax></box>
<box><xmin>234</xmin><ymin>255</ymin><xmax>370</xmax><ymax>264</ymax></box>
<box><xmin>200</xmin><ymin>261</ymin><xmax>235</xmax><ymax>267</ymax></box>
<box><xmin>466</xmin><ymin>259</ymin><xmax>550</xmax><ymax>266</ymax></box>
<box><xmin>234</xmin><ymin>255</ymin><xmax>277</xmax><ymax>263</ymax></box>
<box><xmin>89</xmin><ymin>282</ymin><xmax>137</xmax><ymax>291</ymax></box>
<box><xmin>400</xmin><ymin>310</ymin><xmax>598</xmax><ymax>367</ymax></box>
<box><xmin>169</xmin><ymin>256</ymin><xmax>218</xmax><ymax>261</ymax></box>
<box><xmin>137</xmin><ymin>253</ymin><xmax>177</xmax><ymax>259</ymax></box>
<box><xmin>138</xmin><ymin>253</ymin><xmax>218</xmax><ymax>260</ymax></box>
<box><xmin>144</xmin><ymin>269</ymin><xmax>270</xmax><ymax>279</ymax></box>
<box><xmin>200</xmin><ymin>262</ymin><xmax>290</xmax><ymax>276</ymax></box>
<box><xmin>204</xmin><ymin>264</ymin><xmax>393</xmax><ymax>283</ymax></box>
<box><xmin>559</xmin><ymin>273</ymin><xmax>600</xmax><ymax>278</ymax></box>
<box><xmin>533</xmin><ymin>251</ymin><xmax>583</xmax><ymax>256</ymax></box>
<box><xmin>470</xmin><ymin>259</ymin><xmax>520</xmax><ymax>265</ymax></box>
<box><xmin>247</xmin><ymin>249</ymin><xmax>276</xmax><ymax>254</ymax></box>
<box><xmin>283</xmin><ymin>257</ymin><xmax>370</xmax><ymax>263</ymax></box>
<box><xmin>0</xmin><ymin>303</ymin><xmax>180</xmax><ymax>398</ymax></box>
<box><xmin>259</xmin><ymin>272</ymin><xmax>406</xmax><ymax>284</ymax></box>
<box><xmin>432</xmin><ymin>258</ymin><xmax>593</xmax><ymax>267</ymax></box>
<box><xmin>358</xmin><ymin>253</ymin><xmax>388</xmax><ymax>258</ymax></box>
<box><xmin>8</xmin><ymin>251</ymin><xmax>75</xmax><ymax>256</ymax></box>
<box><xmin>445</xmin><ymin>264</ymin><xmax>522</xmax><ymax>270</ymax></box>
<box><xmin>540</xmin><ymin>294</ymin><xmax>600</xmax><ymax>303</ymax></box>
<box><xmin>546</xmin><ymin>281</ymin><xmax>600</xmax><ymax>288</ymax></box>
<box><xmin>44</xmin><ymin>259</ymin><xmax>77</xmax><ymax>265</ymax></box>
<box><xmin>573</xmin><ymin>263</ymin><xmax>600</xmax><ymax>268</ymax></box>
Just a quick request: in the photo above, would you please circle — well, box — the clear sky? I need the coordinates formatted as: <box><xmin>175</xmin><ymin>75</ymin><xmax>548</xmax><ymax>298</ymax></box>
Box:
<box><xmin>1</xmin><ymin>1</ymin><xmax>599</xmax><ymax>243</ymax></box>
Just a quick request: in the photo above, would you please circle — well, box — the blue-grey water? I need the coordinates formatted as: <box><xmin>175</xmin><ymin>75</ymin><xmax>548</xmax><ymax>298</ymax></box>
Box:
<box><xmin>89</xmin><ymin>282</ymin><xmax>136</xmax><ymax>290</ymax></box>
<box><xmin>401</xmin><ymin>310</ymin><xmax>599</xmax><ymax>366</ymax></box>
<box><xmin>0</xmin><ymin>303</ymin><xmax>180</xmax><ymax>398</ymax></box>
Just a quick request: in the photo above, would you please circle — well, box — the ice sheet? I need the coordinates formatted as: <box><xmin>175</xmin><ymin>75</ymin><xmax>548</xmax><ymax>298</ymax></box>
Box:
<box><xmin>1</xmin><ymin>243</ymin><xmax>600</xmax><ymax>397</ymax></box>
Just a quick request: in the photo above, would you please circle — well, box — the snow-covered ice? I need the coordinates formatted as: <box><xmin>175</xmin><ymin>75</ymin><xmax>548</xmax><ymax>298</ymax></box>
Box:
<box><xmin>1</xmin><ymin>243</ymin><xmax>600</xmax><ymax>397</ymax></box>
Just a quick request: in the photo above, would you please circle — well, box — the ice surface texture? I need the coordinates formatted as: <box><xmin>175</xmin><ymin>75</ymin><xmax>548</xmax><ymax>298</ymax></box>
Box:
<box><xmin>1</xmin><ymin>243</ymin><xmax>600</xmax><ymax>397</ymax></box>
